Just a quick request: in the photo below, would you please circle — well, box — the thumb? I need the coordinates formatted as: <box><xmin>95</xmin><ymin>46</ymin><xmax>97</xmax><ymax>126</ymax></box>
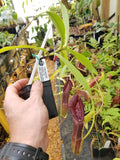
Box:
<box><xmin>30</xmin><ymin>81</ymin><xmax>43</xmax><ymax>98</ymax></box>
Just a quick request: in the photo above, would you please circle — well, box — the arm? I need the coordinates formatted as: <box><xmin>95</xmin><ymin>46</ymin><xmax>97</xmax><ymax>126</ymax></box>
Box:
<box><xmin>0</xmin><ymin>79</ymin><xmax>49</xmax><ymax>160</ymax></box>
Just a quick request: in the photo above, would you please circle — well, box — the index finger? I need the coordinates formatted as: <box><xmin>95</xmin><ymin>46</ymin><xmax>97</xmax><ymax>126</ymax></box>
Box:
<box><xmin>5</xmin><ymin>79</ymin><xmax>28</xmax><ymax>96</ymax></box>
<box><xmin>4</xmin><ymin>79</ymin><xmax>28</xmax><ymax>107</ymax></box>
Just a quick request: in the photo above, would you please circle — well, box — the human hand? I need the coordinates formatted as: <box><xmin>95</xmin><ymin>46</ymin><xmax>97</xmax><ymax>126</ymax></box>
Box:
<box><xmin>4</xmin><ymin>79</ymin><xmax>49</xmax><ymax>151</ymax></box>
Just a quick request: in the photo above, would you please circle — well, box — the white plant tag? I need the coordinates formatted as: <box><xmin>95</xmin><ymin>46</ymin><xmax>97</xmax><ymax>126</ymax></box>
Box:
<box><xmin>38</xmin><ymin>59</ymin><xmax>49</xmax><ymax>82</ymax></box>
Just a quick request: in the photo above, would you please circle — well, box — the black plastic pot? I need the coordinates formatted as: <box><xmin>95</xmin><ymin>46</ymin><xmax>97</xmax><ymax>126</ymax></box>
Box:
<box><xmin>93</xmin><ymin>148</ymin><xmax>115</xmax><ymax>160</ymax></box>
<box><xmin>91</xmin><ymin>131</ymin><xmax>116</xmax><ymax>160</ymax></box>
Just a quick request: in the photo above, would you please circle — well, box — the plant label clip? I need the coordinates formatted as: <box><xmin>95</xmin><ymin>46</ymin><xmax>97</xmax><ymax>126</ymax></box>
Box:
<box><xmin>37</xmin><ymin>52</ymin><xmax>58</xmax><ymax>119</ymax></box>
<box><xmin>19</xmin><ymin>22</ymin><xmax>58</xmax><ymax>119</ymax></box>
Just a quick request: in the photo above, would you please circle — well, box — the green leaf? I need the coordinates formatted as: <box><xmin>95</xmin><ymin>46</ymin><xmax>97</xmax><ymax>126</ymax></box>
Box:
<box><xmin>0</xmin><ymin>45</ymin><xmax>46</xmax><ymax>54</ymax></box>
<box><xmin>84</xmin><ymin>111</ymin><xmax>95</xmax><ymax>129</ymax></box>
<box><xmin>68</xmin><ymin>48</ymin><xmax>98</xmax><ymax>75</ymax></box>
<box><xmin>104</xmin><ymin>108</ymin><xmax>120</xmax><ymax>116</ymax></box>
<box><xmin>60</xmin><ymin>50</ymin><xmax>68</xmax><ymax>68</ymax></box>
<box><xmin>96</xmin><ymin>27</ymin><xmax>106</xmax><ymax>33</ymax></box>
<box><xmin>26</xmin><ymin>0</ymin><xmax>28</xmax><ymax>5</ymax></box>
<box><xmin>12</xmin><ymin>11</ymin><xmax>17</xmax><ymax>20</ymax></box>
<box><xmin>87</xmin><ymin>37</ymin><xmax>99</xmax><ymax>49</ymax></box>
<box><xmin>55</xmin><ymin>53</ymin><xmax>92</xmax><ymax>95</ymax></box>
<box><xmin>22</xmin><ymin>1</ymin><xmax>25</xmax><ymax>13</ymax></box>
<box><xmin>83</xmin><ymin>49</ymin><xmax>91</xmax><ymax>57</ymax></box>
<box><xmin>103</xmin><ymin>92</ymin><xmax>112</xmax><ymax>108</ymax></box>
<box><xmin>61</xmin><ymin>2</ymin><xmax>69</xmax><ymax>46</ymax></box>
<box><xmin>78</xmin><ymin>0</ymin><xmax>84</xmax><ymax>9</ymax></box>
<box><xmin>104</xmin><ymin>126</ymin><xmax>111</xmax><ymax>130</ymax></box>
<box><xmin>22</xmin><ymin>1</ymin><xmax>24</xmax><ymax>7</ymax></box>
<box><xmin>60</xmin><ymin>65</ymin><xmax>67</xmax><ymax>77</ymax></box>
<box><xmin>102</xmin><ymin>116</ymin><xmax>112</xmax><ymax>126</ymax></box>
<box><xmin>50</xmin><ymin>68</ymin><xmax>61</xmax><ymax>80</ymax></box>
<box><xmin>47</xmin><ymin>11</ymin><xmax>65</xmax><ymax>48</ymax></box>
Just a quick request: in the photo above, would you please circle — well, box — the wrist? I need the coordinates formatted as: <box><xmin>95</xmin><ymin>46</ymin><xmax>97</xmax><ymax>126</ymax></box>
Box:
<box><xmin>10</xmin><ymin>132</ymin><xmax>48</xmax><ymax>151</ymax></box>
<box><xmin>0</xmin><ymin>142</ymin><xmax>49</xmax><ymax>160</ymax></box>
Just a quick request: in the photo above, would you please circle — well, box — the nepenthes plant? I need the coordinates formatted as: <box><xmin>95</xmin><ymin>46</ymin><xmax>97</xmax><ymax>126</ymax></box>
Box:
<box><xmin>46</xmin><ymin>2</ymin><xmax>120</xmax><ymax>156</ymax></box>
<box><xmin>46</xmin><ymin>2</ymin><xmax>98</xmax><ymax>155</ymax></box>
